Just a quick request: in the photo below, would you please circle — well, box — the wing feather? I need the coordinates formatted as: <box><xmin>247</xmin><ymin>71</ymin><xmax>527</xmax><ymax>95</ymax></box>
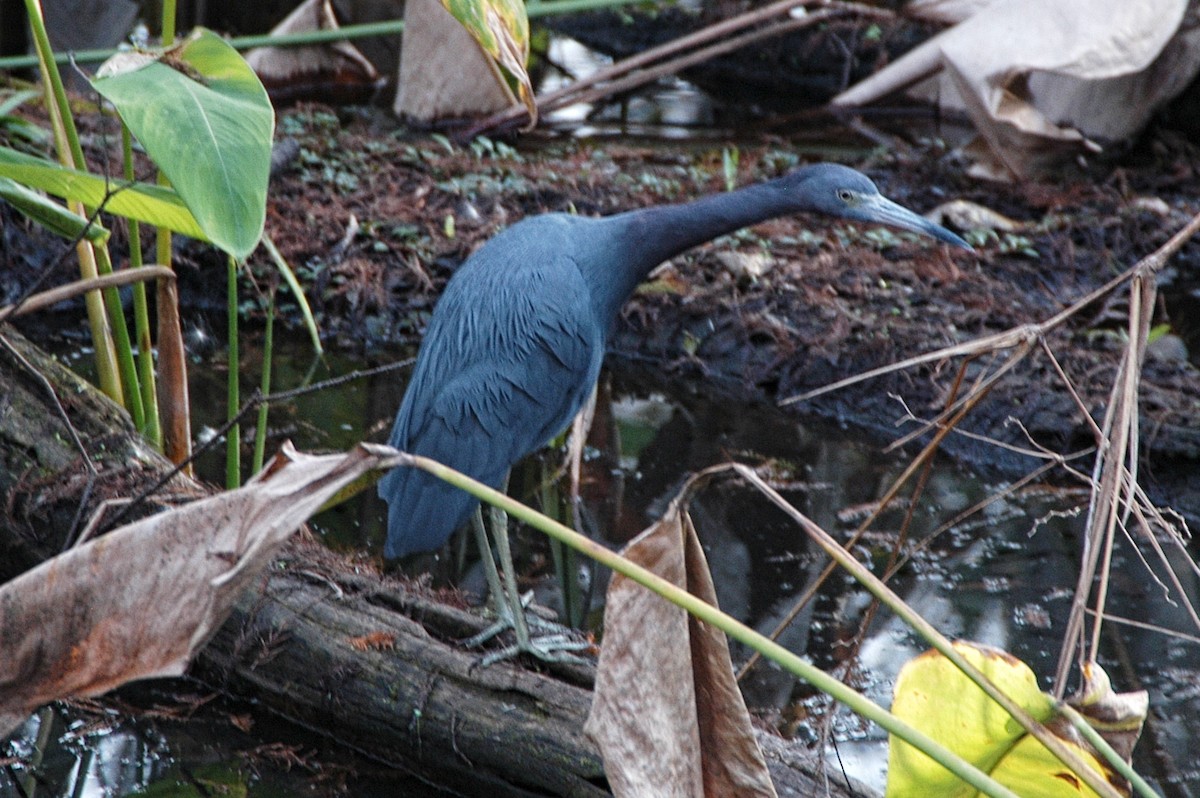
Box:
<box><xmin>380</xmin><ymin>229</ymin><xmax>603</xmax><ymax>558</ymax></box>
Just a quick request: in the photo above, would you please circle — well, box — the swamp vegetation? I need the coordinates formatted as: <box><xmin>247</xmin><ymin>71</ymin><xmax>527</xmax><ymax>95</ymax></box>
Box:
<box><xmin>3</xmin><ymin>1</ymin><xmax>1200</xmax><ymax>795</ymax></box>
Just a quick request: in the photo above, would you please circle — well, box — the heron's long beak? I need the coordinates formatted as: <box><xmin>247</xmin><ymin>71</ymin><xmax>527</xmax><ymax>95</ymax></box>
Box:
<box><xmin>863</xmin><ymin>195</ymin><xmax>973</xmax><ymax>251</ymax></box>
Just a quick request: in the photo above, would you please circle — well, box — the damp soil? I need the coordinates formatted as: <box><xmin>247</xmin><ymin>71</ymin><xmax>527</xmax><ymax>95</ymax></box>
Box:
<box><xmin>225</xmin><ymin>109</ymin><xmax>1200</xmax><ymax>523</ymax></box>
<box><xmin>5</xmin><ymin>103</ymin><xmax>1200</xmax><ymax>522</ymax></box>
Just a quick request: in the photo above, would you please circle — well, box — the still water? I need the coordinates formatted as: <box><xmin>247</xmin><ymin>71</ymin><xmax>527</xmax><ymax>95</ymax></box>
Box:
<box><xmin>6</xmin><ymin>333</ymin><xmax>1199</xmax><ymax>796</ymax></box>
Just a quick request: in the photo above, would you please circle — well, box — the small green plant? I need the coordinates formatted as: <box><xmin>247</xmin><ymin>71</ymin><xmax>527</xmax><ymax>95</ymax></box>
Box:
<box><xmin>0</xmin><ymin>89</ymin><xmax>50</xmax><ymax>153</ymax></box>
<box><xmin>721</xmin><ymin>146</ymin><xmax>739</xmax><ymax>192</ymax></box>
<box><xmin>965</xmin><ymin>229</ymin><xmax>1041</xmax><ymax>258</ymax></box>
<box><xmin>863</xmin><ymin>227</ymin><xmax>904</xmax><ymax>250</ymax></box>
<box><xmin>468</xmin><ymin>135</ymin><xmax>523</xmax><ymax>162</ymax></box>
<box><xmin>1</xmin><ymin>2</ymin><xmax>274</xmax><ymax>479</ymax></box>
<box><xmin>760</xmin><ymin>148</ymin><xmax>799</xmax><ymax>175</ymax></box>
<box><xmin>998</xmin><ymin>232</ymin><xmax>1040</xmax><ymax>258</ymax></box>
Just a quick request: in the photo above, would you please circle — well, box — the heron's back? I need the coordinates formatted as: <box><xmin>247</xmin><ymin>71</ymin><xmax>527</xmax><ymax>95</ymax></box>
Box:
<box><xmin>380</xmin><ymin>215</ymin><xmax>607</xmax><ymax>558</ymax></box>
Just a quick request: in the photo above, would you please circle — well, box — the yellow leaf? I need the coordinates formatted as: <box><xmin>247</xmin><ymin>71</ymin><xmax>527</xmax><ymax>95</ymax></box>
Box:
<box><xmin>887</xmin><ymin>641</ymin><xmax>1109</xmax><ymax>798</ymax></box>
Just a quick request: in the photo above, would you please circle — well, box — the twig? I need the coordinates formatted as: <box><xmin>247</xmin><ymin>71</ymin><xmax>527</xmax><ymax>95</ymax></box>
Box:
<box><xmin>465</xmin><ymin>0</ymin><xmax>893</xmax><ymax>138</ymax></box>
<box><xmin>739</xmin><ymin>348</ymin><xmax>1019</xmax><ymax>680</ymax></box>
<box><xmin>1053</xmin><ymin>209</ymin><xmax>1200</xmax><ymax>694</ymax></box>
<box><xmin>97</xmin><ymin>357</ymin><xmax>415</xmax><ymax>533</ymax></box>
<box><xmin>0</xmin><ymin>267</ymin><xmax>174</xmax><ymax>322</ymax></box>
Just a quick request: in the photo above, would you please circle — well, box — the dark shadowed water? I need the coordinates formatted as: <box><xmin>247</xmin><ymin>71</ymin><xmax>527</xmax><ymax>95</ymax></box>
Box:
<box><xmin>7</xmin><ymin>331</ymin><xmax>1199</xmax><ymax>797</ymax></box>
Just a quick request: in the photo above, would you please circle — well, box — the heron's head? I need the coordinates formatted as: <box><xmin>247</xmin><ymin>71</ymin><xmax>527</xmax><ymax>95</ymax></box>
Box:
<box><xmin>779</xmin><ymin>163</ymin><xmax>972</xmax><ymax>250</ymax></box>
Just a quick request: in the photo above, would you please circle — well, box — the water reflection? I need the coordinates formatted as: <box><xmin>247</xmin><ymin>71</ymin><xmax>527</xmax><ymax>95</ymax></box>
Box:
<box><xmin>592</xmin><ymin>366</ymin><xmax>1199</xmax><ymax>795</ymax></box>
<box><xmin>17</xmin><ymin>335</ymin><xmax>1200</xmax><ymax>795</ymax></box>
<box><xmin>2</xmin><ymin>693</ymin><xmax>446</xmax><ymax>798</ymax></box>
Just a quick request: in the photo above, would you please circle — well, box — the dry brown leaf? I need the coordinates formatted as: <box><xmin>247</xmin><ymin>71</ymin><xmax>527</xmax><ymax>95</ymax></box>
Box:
<box><xmin>244</xmin><ymin>0</ymin><xmax>381</xmax><ymax>99</ymax></box>
<box><xmin>585</xmin><ymin>483</ymin><xmax>776</xmax><ymax>798</ymax></box>
<box><xmin>0</xmin><ymin>442</ymin><xmax>397</xmax><ymax>738</ymax></box>
<box><xmin>394</xmin><ymin>0</ymin><xmax>517</xmax><ymax>122</ymax></box>
<box><xmin>924</xmin><ymin>199</ymin><xmax>1025</xmax><ymax>233</ymax></box>
<box><xmin>156</xmin><ymin>274</ymin><xmax>191</xmax><ymax>470</ymax></box>
<box><xmin>1065</xmin><ymin>661</ymin><xmax>1148</xmax><ymax>763</ymax></box>
<box><xmin>836</xmin><ymin>0</ymin><xmax>1198</xmax><ymax>178</ymax></box>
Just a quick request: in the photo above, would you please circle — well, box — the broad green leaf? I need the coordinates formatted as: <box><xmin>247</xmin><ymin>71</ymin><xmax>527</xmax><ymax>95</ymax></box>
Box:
<box><xmin>887</xmin><ymin>642</ymin><xmax>1118</xmax><ymax>798</ymax></box>
<box><xmin>439</xmin><ymin>0</ymin><xmax>535</xmax><ymax>122</ymax></box>
<box><xmin>0</xmin><ymin>177</ymin><xmax>109</xmax><ymax>243</ymax></box>
<box><xmin>989</xmin><ymin>735</ymin><xmax>1110</xmax><ymax>797</ymax></box>
<box><xmin>0</xmin><ymin>146</ymin><xmax>206</xmax><ymax>240</ymax></box>
<box><xmin>92</xmin><ymin>28</ymin><xmax>274</xmax><ymax>258</ymax></box>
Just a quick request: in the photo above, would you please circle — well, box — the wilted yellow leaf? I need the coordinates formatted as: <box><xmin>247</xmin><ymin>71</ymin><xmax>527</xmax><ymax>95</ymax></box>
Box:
<box><xmin>438</xmin><ymin>0</ymin><xmax>536</xmax><ymax>124</ymax></box>
<box><xmin>887</xmin><ymin>642</ymin><xmax>1142</xmax><ymax>798</ymax></box>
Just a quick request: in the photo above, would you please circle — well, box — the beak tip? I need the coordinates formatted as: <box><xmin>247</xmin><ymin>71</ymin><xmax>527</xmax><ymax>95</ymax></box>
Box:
<box><xmin>944</xmin><ymin>233</ymin><xmax>975</xmax><ymax>252</ymax></box>
<box><xmin>923</xmin><ymin>219</ymin><xmax>973</xmax><ymax>252</ymax></box>
<box><xmin>866</xmin><ymin>195</ymin><xmax>975</xmax><ymax>253</ymax></box>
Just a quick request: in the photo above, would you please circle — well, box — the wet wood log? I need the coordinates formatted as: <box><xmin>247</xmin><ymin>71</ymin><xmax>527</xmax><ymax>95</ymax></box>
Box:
<box><xmin>0</xmin><ymin>324</ymin><xmax>866</xmax><ymax>797</ymax></box>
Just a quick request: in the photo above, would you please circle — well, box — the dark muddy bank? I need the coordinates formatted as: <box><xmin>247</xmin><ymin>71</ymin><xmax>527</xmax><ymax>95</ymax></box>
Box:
<box><xmin>250</xmin><ymin>110</ymin><xmax>1200</xmax><ymax>522</ymax></box>
<box><xmin>6</xmin><ymin>104</ymin><xmax>1200</xmax><ymax>520</ymax></box>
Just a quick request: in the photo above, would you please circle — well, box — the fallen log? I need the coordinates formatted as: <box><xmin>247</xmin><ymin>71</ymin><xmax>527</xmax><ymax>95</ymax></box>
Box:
<box><xmin>0</xmin><ymin>324</ymin><xmax>865</xmax><ymax>796</ymax></box>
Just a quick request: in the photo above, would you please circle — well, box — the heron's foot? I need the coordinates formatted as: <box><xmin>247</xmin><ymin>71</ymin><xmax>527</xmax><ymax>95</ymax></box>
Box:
<box><xmin>474</xmin><ymin>633</ymin><xmax>594</xmax><ymax>668</ymax></box>
<box><xmin>463</xmin><ymin>592</ymin><xmax>594</xmax><ymax>667</ymax></box>
<box><xmin>462</xmin><ymin>590</ymin><xmax>560</xmax><ymax>648</ymax></box>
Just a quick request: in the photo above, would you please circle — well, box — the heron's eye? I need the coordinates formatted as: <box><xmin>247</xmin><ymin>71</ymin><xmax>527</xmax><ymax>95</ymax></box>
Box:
<box><xmin>837</xmin><ymin>189</ymin><xmax>854</xmax><ymax>203</ymax></box>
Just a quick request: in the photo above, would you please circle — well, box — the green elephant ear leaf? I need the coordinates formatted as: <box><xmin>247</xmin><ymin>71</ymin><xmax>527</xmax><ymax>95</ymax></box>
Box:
<box><xmin>0</xmin><ymin>176</ymin><xmax>109</xmax><ymax>243</ymax></box>
<box><xmin>92</xmin><ymin>28</ymin><xmax>274</xmax><ymax>258</ymax></box>
<box><xmin>0</xmin><ymin>146</ymin><xmax>205</xmax><ymax>240</ymax></box>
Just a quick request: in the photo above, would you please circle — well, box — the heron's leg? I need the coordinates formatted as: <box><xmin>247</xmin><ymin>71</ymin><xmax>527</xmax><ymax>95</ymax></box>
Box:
<box><xmin>470</xmin><ymin>506</ymin><xmax>507</xmax><ymax>617</ymax></box>
<box><xmin>489</xmin><ymin>498</ymin><xmax>534</xmax><ymax>650</ymax></box>
<box><xmin>462</xmin><ymin>477</ymin><xmax>593</xmax><ymax>665</ymax></box>
<box><xmin>463</xmin><ymin>488</ymin><xmax>548</xmax><ymax>646</ymax></box>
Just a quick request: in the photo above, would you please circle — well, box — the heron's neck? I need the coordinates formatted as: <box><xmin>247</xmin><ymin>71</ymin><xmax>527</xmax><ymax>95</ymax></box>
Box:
<box><xmin>638</xmin><ymin>182</ymin><xmax>795</xmax><ymax>264</ymax></box>
<box><xmin>587</xmin><ymin>181</ymin><xmax>797</xmax><ymax>326</ymax></box>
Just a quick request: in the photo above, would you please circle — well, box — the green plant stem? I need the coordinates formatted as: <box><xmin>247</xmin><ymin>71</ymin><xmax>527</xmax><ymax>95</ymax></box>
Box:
<box><xmin>22</xmin><ymin>1</ymin><xmax>86</xmax><ymax>171</ymax></box>
<box><xmin>261</xmin><ymin>235</ymin><xmax>322</xmax><ymax>355</ymax></box>
<box><xmin>23</xmin><ymin>0</ymin><xmax>122</xmax><ymax>404</ymax></box>
<box><xmin>252</xmin><ymin>288</ymin><xmax>275</xmax><ymax>475</ymax></box>
<box><xmin>543</xmin><ymin>472</ymin><xmax>583</xmax><ymax>628</ymax></box>
<box><xmin>1056</xmin><ymin>702</ymin><xmax>1160</xmax><ymax>798</ymax></box>
<box><xmin>161</xmin><ymin>0</ymin><xmax>176</xmax><ymax>46</ymax></box>
<box><xmin>396</xmin><ymin>452</ymin><xmax>1022</xmax><ymax>798</ymax></box>
<box><xmin>93</xmin><ymin>246</ymin><xmax>145</xmax><ymax>430</ymax></box>
<box><xmin>213</xmin><ymin>20</ymin><xmax>405</xmax><ymax>50</ymax></box>
<box><xmin>121</xmin><ymin>123</ymin><xmax>161</xmax><ymax>446</ymax></box>
<box><xmin>226</xmin><ymin>254</ymin><xmax>240</xmax><ymax>489</ymax></box>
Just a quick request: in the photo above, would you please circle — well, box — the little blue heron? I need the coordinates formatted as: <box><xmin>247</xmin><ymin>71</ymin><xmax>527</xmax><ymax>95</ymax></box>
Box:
<box><xmin>380</xmin><ymin>163</ymin><xmax>970</xmax><ymax>659</ymax></box>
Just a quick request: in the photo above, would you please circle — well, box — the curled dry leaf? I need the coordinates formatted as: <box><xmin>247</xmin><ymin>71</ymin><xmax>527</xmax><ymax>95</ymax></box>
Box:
<box><xmin>395</xmin><ymin>0</ymin><xmax>522</xmax><ymax>122</ymax></box>
<box><xmin>0</xmin><ymin>442</ymin><xmax>399</xmax><ymax>738</ymax></box>
<box><xmin>924</xmin><ymin>199</ymin><xmax>1024</xmax><ymax>233</ymax></box>
<box><xmin>1065</xmin><ymin>661</ymin><xmax>1148</xmax><ymax>763</ymax></box>
<box><xmin>585</xmin><ymin>478</ymin><xmax>776</xmax><ymax>798</ymax></box>
<box><xmin>244</xmin><ymin>0</ymin><xmax>382</xmax><ymax>102</ymax></box>
<box><xmin>835</xmin><ymin>0</ymin><xmax>1196</xmax><ymax>178</ymax></box>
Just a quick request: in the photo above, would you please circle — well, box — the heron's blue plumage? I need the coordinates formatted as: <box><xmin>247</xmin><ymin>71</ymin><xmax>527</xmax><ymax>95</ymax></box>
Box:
<box><xmin>379</xmin><ymin>164</ymin><xmax>969</xmax><ymax>558</ymax></box>
<box><xmin>381</xmin><ymin>216</ymin><xmax>604</xmax><ymax>557</ymax></box>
